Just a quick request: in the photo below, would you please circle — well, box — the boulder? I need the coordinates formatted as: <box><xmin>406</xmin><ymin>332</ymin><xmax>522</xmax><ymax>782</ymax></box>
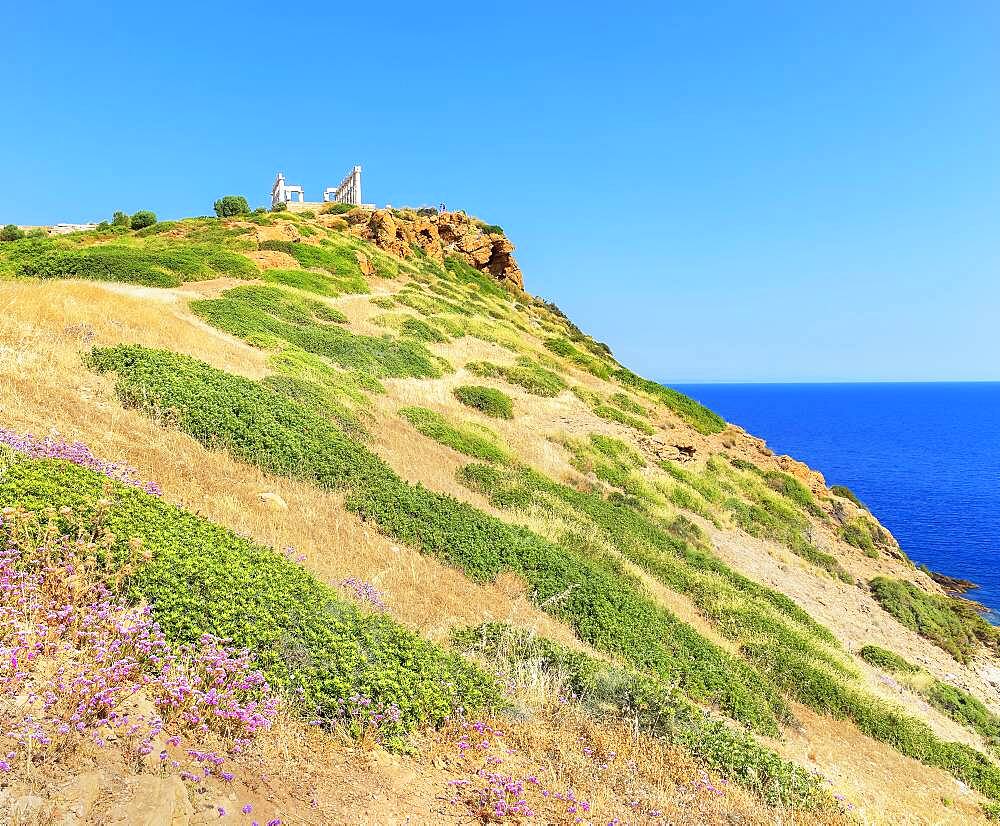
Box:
<box><xmin>258</xmin><ymin>492</ymin><xmax>288</xmax><ymax>510</ymax></box>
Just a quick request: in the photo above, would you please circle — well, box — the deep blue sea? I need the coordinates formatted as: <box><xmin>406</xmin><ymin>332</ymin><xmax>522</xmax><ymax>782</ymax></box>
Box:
<box><xmin>673</xmin><ymin>383</ymin><xmax>1000</xmax><ymax>618</ymax></box>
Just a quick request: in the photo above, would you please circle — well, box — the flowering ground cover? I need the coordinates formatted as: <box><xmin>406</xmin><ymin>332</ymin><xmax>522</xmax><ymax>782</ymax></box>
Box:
<box><xmin>0</xmin><ymin>447</ymin><xmax>503</xmax><ymax>747</ymax></box>
<box><xmin>0</xmin><ymin>504</ymin><xmax>275</xmax><ymax>796</ymax></box>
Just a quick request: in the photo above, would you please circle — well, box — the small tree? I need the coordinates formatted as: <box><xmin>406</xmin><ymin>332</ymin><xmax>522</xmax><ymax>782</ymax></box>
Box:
<box><xmin>111</xmin><ymin>211</ymin><xmax>131</xmax><ymax>228</ymax></box>
<box><xmin>0</xmin><ymin>224</ymin><xmax>25</xmax><ymax>242</ymax></box>
<box><xmin>130</xmin><ymin>210</ymin><xmax>157</xmax><ymax>230</ymax></box>
<box><xmin>214</xmin><ymin>195</ymin><xmax>250</xmax><ymax>218</ymax></box>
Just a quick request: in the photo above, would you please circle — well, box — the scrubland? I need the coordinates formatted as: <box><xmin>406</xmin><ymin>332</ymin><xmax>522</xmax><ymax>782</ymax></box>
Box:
<box><xmin>1</xmin><ymin>211</ymin><xmax>999</xmax><ymax>824</ymax></box>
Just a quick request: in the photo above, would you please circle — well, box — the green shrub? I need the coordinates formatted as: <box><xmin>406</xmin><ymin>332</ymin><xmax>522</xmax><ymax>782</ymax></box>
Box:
<box><xmin>842</xmin><ymin>518</ymin><xmax>877</xmax><ymax>556</ymax></box>
<box><xmin>299</xmin><ymin>210</ymin><xmax>316</xmax><ymax>219</ymax></box>
<box><xmin>271</xmin><ymin>201</ymin><xmax>288</xmax><ymax>212</ymax></box>
<box><xmin>26</xmin><ymin>228</ymin><xmax>47</xmax><ymax>239</ymax></box>
<box><xmin>0</xmin><ymin>451</ymin><xmax>501</xmax><ymax>743</ymax></box>
<box><xmin>260</xmin><ymin>267</ymin><xmax>362</xmax><ymax>298</ymax></box>
<box><xmin>3</xmin><ymin>239</ymin><xmax>257</xmax><ymax>287</ymax></box>
<box><xmin>479</xmin><ymin>224</ymin><xmax>504</xmax><ymax>235</ymax></box>
<box><xmin>613</xmin><ymin>367</ymin><xmax>726</xmax><ymax>435</ymax></box>
<box><xmin>130</xmin><ymin>210</ymin><xmax>157</xmax><ymax>230</ymax></box>
<box><xmin>86</xmin><ymin>344</ymin><xmax>786</xmax><ymax>734</ymax></box>
<box><xmin>258</xmin><ymin>239</ymin><xmax>368</xmax><ymax>290</ymax></box>
<box><xmin>321</xmin><ymin>202</ymin><xmax>354</xmax><ymax>215</ymax></box>
<box><xmin>869</xmin><ymin>577</ymin><xmax>999</xmax><ymax>663</ymax></box>
<box><xmin>400</xmin><ymin>317</ymin><xmax>449</xmax><ymax>342</ymax></box>
<box><xmin>134</xmin><ymin>220</ymin><xmax>181</xmax><ymax>237</ymax></box>
<box><xmin>190</xmin><ymin>285</ymin><xmax>447</xmax><ymax>379</ymax></box>
<box><xmin>592</xmin><ymin>403</ymin><xmax>656</xmax><ymax>435</ymax></box>
<box><xmin>608</xmin><ymin>392</ymin><xmax>649</xmax><ymax>417</ymax></box>
<box><xmin>858</xmin><ymin>644</ymin><xmax>919</xmax><ymax>674</ymax></box>
<box><xmin>111</xmin><ymin>211</ymin><xmax>131</xmax><ymax>228</ymax></box>
<box><xmin>831</xmin><ymin>484</ymin><xmax>864</xmax><ymax>508</ymax></box>
<box><xmin>453</xmin><ymin>385</ymin><xmax>514</xmax><ymax>419</ymax></box>
<box><xmin>924</xmin><ymin>681</ymin><xmax>1000</xmax><ymax>746</ymax></box>
<box><xmin>544</xmin><ymin>337</ymin><xmax>613</xmax><ymax>380</ymax></box>
<box><xmin>399</xmin><ymin>407</ymin><xmax>507</xmax><ymax>463</ymax></box>
<box><xmin>454</xmin><ymin>624</ymin><xmax>832</xmax><ymax>810</ymax></box>
<box><xmin>214</xmin><ymin>195</ymin><xmax>251</xmax><ymax>217</ymax></box>
<box><xmin>1</xmin><ymin>224</ymin><xmax>25</xmax><ymax>242</ymax></box>
<box><xmin>465</xmin><ymin>357</ymin><xmax>566</xmax><ymax>397</ymax></box>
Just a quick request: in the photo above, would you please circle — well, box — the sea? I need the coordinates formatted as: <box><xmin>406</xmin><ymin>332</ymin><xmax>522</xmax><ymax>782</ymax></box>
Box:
<box><xmin>673</xmin><ymin>383</ymin><xmax>1000</xmax><ymax>620</ymax></box>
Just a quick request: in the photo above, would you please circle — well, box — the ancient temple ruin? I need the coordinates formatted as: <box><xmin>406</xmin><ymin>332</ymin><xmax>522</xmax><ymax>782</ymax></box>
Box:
<box><xmin>271</xmin><ymin>166</ymin><xmax>363</xmax><ymax>211</ymax></box>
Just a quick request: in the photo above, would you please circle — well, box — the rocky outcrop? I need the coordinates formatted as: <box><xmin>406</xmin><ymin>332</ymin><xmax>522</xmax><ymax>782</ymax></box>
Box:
<box><xmin>335</xmin><ymin>208</ymin><xmax>524</xmax><ymax>290</ymax></box>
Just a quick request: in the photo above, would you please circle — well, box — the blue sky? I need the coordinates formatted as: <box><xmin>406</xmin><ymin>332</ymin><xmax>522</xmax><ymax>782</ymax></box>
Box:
<box><xmin>3</xmin><ymin>1</ymin><xmax>998</xmax><ymax>382</ymax></box>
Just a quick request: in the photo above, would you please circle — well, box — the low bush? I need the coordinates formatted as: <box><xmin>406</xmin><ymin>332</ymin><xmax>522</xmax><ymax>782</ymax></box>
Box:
<box><xmin>214</xmin><ymin>195</ymin><xmax>250</xmax><ymax>217</ymax></box>
<box><xmin>831</xmin><ymin>484</ymin><xmax>865</xmax><ymax>508</ymax></box>
<box><xmin>400</xmin><ymin>317</ymin><xmax>449</xmax><ymax>342</ymax></box>
<box><xmin>607</xmin><ymin>392</ymin><xmax>649</xmax><ymax>417</ymax></box>
<box><xmin>399</xmin><ymin>407</ymin><xmax>508</xmax><ymax>463</ymax></box>
<box><xmin>465</xmin><ymin>357</ymin><xmax>566</xmax><ymax>397</ymax></box>
<box><xmin>191</xmin><ymin>285</ymin><xmax>448</xmax><ymax>379</ymax></box>
<box><xmin>258</xmin><ymin>239</ymin><xmax>369</xmax><ymax>290</ymax></box>
<box><xmin>858</xmin><ymin>644</ymin><xmax>919</xmax><ymax>674</ymax></box>
<box><xmin>453</xmin><ymin>385</ymin><xmax>514</xmax><ymax>419</ymax></box>
<box><xmin>842</xmin><ymin>518</ymin><xmax>877</xmax><ymax>557</ymax></box>
<box><xmin>925</xmin><ymin>682</ymin><xmax>1000</xmax><ymax>747</ymax></box>
<box><xmin>479</xmin><ymin>224</ymin><xmax>504</xmax><ymax>235</ymax></box>
<box><xmin>130</xmin><ymin>210</ymin><xmax>157</xmax><ymax>230</ymax></box>
<box><xmin>260</xmin><ymin>267</ymin><xmax>361</xmax><ymax>298</ymax></box>
<box><xmin>592</xmin><ymin>402</ymin><xmax>656</xmax><ymax>435</ymax></box>
<box><xmin>544</xmin><ymin>337</ymin><xmax>613</xmax><ymax>380</ymax></box>
<box><xmin>1</xmin><ymin>224</ymin><xmax>25</xmax><ymax>242</ymax></box>
<box><xmin>271</xmin><ymin>201</ymin><xmax>288</xmax><ymax>212</ymax></box>
<box><xmin>613</xmin><ymin>367</ymin><xmax>726</xmax><ymax>435</ymax></box>
<box><xmin>869</xmin><ymin>577</ymin><xmax>1000</xmax><ymax>663</ymax></box>
<box><xmin>321</xmin><ymin>202</ymin><xmax>354</xmax><ymax>215</ymax></box>
<box><xmin>2</xmin><ymin>239</ymin><xmax>257</xmax><ymax>287</ymax></box>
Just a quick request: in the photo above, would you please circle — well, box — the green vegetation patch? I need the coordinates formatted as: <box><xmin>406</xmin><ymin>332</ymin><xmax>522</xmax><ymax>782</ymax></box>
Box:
<box><xmin>453</xmin><ymin>385</ymin><xmax>514</xmax><ymax>419</ymax></box>
<box><xmin>0</xmin><ymin>238</ymin><xmax>257</xmax><ymax>286</ymax></box>
<box><xmin>831</xmin><ymin>484</ymin><xmax>865</xmax><ymax>508</ymax></box>
<box><xmin>191</xmin><ymin>284</ymin><xmax>450</xmax><ymax>379</ymax></box>
<box><xmin>869</xmin><ymin>577</ymin><xmax>1000</xmax><ymax>663</ymax></box>
<box><xmin>258</xmin><ymin>239</ymin><xmax>368</xmax><ymax>291</ymax></box>
<box><xmin>858</xmin><ymin>644</ymin><xmax>919</xmax><ymax>674</ymax></box>
<box><xmin>664</xmin><ymin>458</ymin><xmax>852</xmax><ymax>582</ymax></box>
<box><xmin>562</xmin><ymin>434</ymin><xmax>648</xmax><ymax>497</ymax></box>
<box><xmin>454</xmin><ymin>624</ymin><xmax>833</xmax><ymax>810</ymax></box>
<box><xmin>466</xmin><ymin>357</ymin><xmax>566</xmax><ymax>397</ymax></box>
<box><xmin>399</xmin><ymin>407</ymin><xmax>508</xmax><ymax>463</ymax></box>
<box><xmin>613</xmin><ymin>367</ymin><xmax>726</xmax><ymax>435</ymax></box>
<box><xmin>260</xmin><ymin>267</ymin><xmax>365</xmax><ymax>297</ymax></box>
<box><xmin>86</xmin><ymin>344</ymin><xmax>786</xmax><ymax>735</ymax></box>
<box><xmin>0</xmin><ymin>451</ymin><xmax>502</xmax><ymax>743</ymax></box>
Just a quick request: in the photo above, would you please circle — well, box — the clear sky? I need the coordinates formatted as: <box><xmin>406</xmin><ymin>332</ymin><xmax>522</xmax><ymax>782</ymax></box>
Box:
<box><xmin>3</xmin><ymin>2</ymin><xmax>998</xmax><ymax>382</ymax></box>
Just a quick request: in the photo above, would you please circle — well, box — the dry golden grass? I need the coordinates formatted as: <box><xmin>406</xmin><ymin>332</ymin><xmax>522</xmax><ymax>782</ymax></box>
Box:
<box><xmin>7</xmin><ymin>272</ymin><xmax>1000</xmax><ymax>824</ymax></box>
<box><xmin>768</xmin><ymin>703</ymin><xmax>991</xmax><ymax>825</ymax></box>
<box><xmin>0</xmin><ymin>279</ymin><xmax>582</xmax><ymax>650</ymax></box>
<box><xmin>425</xmin><ymin>705</ymin><xmax>847</xmax><ymax>826</ymax></box>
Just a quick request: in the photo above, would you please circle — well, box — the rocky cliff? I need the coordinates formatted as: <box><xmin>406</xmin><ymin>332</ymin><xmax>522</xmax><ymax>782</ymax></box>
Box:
<box><xmin>327</xmin><ymin>207</ymin><xmax>524</xmax><ymax>290</ymax></box>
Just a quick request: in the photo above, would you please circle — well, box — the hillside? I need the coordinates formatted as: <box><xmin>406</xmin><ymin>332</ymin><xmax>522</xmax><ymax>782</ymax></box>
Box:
<box><xmin>2</xmin><ymin>205</ymin><xmax>1000</xmax><ymax>825</ymax></box>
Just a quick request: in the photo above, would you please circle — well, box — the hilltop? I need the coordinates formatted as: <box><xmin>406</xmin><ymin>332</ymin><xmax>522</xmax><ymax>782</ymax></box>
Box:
<box><xmin>2</xmin><ymin>203</ymin><xmax>1000</xmax><ymax>825</ymax></box>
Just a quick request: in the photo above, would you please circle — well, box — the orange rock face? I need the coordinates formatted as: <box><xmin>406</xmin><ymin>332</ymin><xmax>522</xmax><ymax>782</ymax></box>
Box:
<box><xmin>342</xmin><ymin>208</ymin><xmax>524</xmax><ymax>290</ymax></box>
